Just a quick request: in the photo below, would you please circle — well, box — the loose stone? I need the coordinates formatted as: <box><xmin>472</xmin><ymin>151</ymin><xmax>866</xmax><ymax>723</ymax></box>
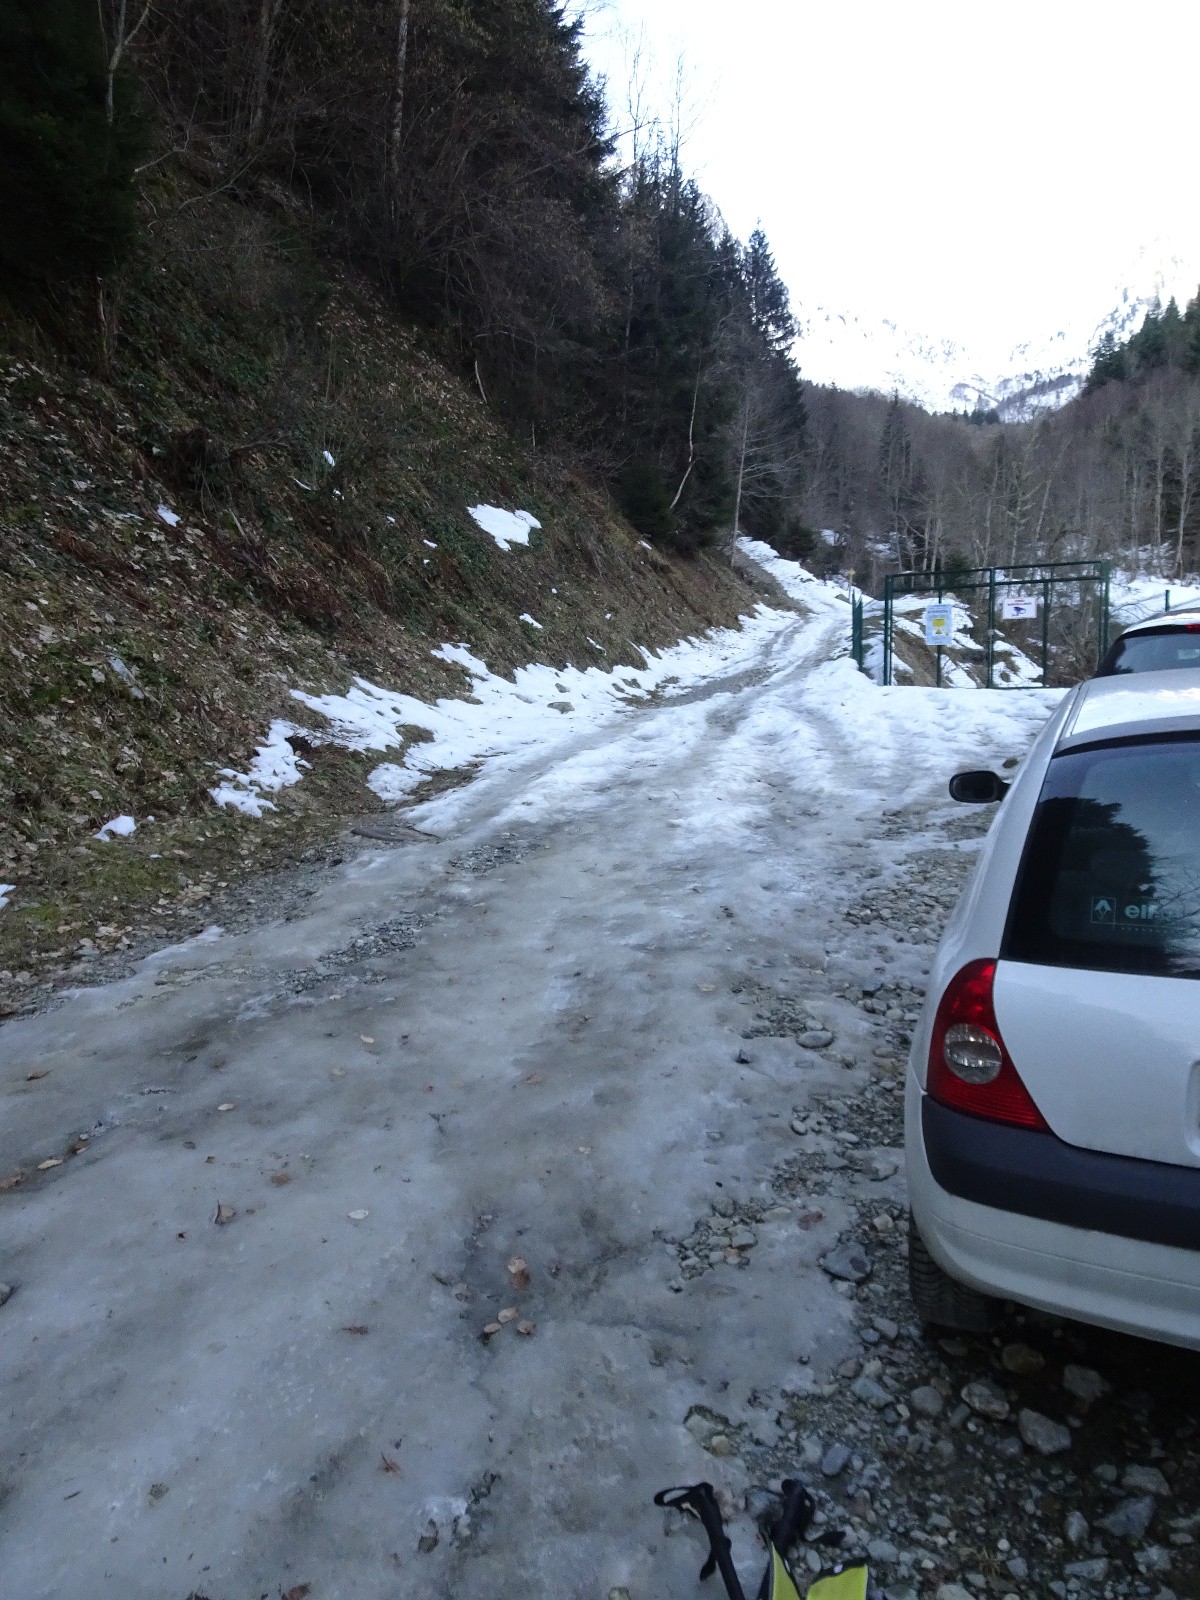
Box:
<box><xmin>1018</xmin><ymin>1409</ymin><xmax>1072</xmax><ymax>1456</ymax></box>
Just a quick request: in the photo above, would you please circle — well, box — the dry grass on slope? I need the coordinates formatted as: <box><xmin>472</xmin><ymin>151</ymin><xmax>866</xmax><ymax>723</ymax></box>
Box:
<box><xmin>0</xmin><ymin>184</ymin><xmax>754</xmax><ymax>1015</ymax></box>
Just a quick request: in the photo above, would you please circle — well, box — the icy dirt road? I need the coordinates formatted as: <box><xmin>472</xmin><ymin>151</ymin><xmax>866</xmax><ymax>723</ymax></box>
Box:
<box><xmin>0</xmin><ymin>595</ymin><xmax>1105</xmax><ymax>1600</ymax></box>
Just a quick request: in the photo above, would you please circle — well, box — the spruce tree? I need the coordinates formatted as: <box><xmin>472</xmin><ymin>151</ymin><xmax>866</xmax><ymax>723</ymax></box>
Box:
<box><xmin>0</xmin><ymin>0</ymin><xmax>142</xmax><ymax>282</ymax></box>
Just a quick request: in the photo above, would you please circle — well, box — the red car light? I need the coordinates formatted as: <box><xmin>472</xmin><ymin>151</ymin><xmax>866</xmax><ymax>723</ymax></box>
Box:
<box><xmin>928</xmin><ymin>959</ymin><xmax>1048</xmax><ymax>1130</ymax></box>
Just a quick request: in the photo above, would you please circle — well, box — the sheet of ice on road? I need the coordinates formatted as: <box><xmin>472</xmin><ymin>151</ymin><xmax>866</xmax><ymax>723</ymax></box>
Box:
<box><xmin>0</xmin><ymin>540</ymin><xmax>1081</xmax><ymax>1600</ymax></box>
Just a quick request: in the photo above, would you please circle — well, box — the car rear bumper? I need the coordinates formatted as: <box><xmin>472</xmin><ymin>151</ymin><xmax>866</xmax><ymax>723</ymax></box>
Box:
<box><xmin>905</xmin><ymin>1070</ymin><xmax>1200</xmax><ymax>1350</ymax></box>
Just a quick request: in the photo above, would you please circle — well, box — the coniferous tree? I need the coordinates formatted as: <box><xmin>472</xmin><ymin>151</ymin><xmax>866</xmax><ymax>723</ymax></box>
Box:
<box><xmin>0</xmin><ymin>0</ymin><xmax>143</xmax><ymax>281</ymax></box>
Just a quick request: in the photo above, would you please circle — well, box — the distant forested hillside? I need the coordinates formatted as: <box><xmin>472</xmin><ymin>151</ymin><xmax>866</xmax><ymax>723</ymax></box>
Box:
<box><xmin>1</xmin><ymin>0</ymin><xmax>806</xmax><ymax>555</ymax></box>
<box><xmin>797</xmin><ymin>289</ymin><xmax>1200</xmax><ymax>584</ymax></box>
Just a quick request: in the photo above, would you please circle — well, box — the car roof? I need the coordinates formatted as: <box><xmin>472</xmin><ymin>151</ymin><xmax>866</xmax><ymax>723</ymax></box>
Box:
<box><xmin>1060</xmin><ymin>667</ymin><xmax>1200</xmax><ymax>748</ymax></box>
<box><xmin>1117</xmin><ymin>607</ymin><xmax>1200</xmax><ymax>638</ymax></box>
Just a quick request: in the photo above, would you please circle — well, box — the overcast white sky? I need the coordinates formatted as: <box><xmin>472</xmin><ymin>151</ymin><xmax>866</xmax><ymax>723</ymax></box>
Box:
<box><xmin>581</xmin><ymin>0</ymin><xmax>1200</xmax><ymax>379</ymax></box>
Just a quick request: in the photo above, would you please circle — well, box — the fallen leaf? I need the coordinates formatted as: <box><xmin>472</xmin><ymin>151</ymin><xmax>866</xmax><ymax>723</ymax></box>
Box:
<box><xmin>342</xmin><ymin>1324</ymin><xmax>369</xmax><ymax>1336</ymax></box>
<box><xmin>507</xmin><ymin>1256</ymin><xmax>532</xmax><ymax>1291</ymax></box>
<box><xmin>423</xmin><ymin>1083</ymin><xmax>434</xmax><ymax>1093</ymax></box>
<box><xmin>482</xmin><ymin>1321</ymin><xmax>503</xmax><ymax>1337</ymax></box>
<box><xmin>270</xmin><ymin>1170</ymin><xmax>292</xmax><ymax>1185</ymax></box>
<box><xmin>417</xmin><ymin>1521</ymin><xmax>439</xmax><ymax>1554</ymax></box>
<box><xmin>26</xmin><ymin>1070</ymin><xmax>48</xmax><ymax>1081</ymax></box>
<box><xmin>348</xmin><ymin>1209</ymin><xmax>369</xmax><ymax>1221</ymax></box>
<box><xmin>37</xmin><ymin>1158</ymin><xmax>63</xmax><ymax>1171</ymax></box>
<box><xmin>795</xmin><ymin>1209</ymin><xmax>824</xmax><ymax>1231</ymax></box>
<box><xmin>148</xmin><ymin>1482</ymin><xmax>169</xmax><ymax>1503</ymax></box>
<box><xmin>214</xmin><ymin>1202</ymin><xmax>236</xmax><ymax>1225</ymax></box>
<box><xmin>516</xmin><ymin>1320</ymin><xmax>537</xmax><ymax>1336</ymax></box>
<box><xmin>68</xmin><ymin>1138</ymin><xmax>89</xmax><ymax>1156</ymax></box>
<box><xmin>723</xmin><ymin>1247</ymin><xmax>741</xmax><ymax>1264</ymax></box>
<box><xmin>360</xmin><ymin>1035</ymin><xmax>375</xmax><ymax>1045</ymax></box>
<box><xmin>453</xmin><ymin>1282</ymin><xmax>472</xmax><ymax>1301</ymax></box>
<box><xmin>380</xmin><ymin>1453</ymin><xmax>403</xmax><ymax>1475</ymax></box>
<box><xmin>497</xmin><ymin>1306</ymin><xmax>519</xmax><ymax>1324</ymax></box>
<box><xmin>522</xmin><ymin>1072</ymin><xmax>543</xmax><ymax>1085</ymax></box>
<box><xmin>282</xmin><ymin>1586</ymin><xmax>312</xmax><ymax>1600</ymax></box>
<box><xmin>217</xmin><ymin>1103</ymin><xmax>234</xmax><ymax>1112</ymax></box>
<box><xmin>0</xmin><ymin>1173</ymin><xmax>24</xmax><ymax>1191</ymax></box>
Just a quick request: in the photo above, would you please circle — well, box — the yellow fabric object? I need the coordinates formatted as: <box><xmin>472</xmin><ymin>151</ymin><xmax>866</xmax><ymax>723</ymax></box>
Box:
<box><xmin>804</xmin><ymin>1564</ymin><xmax>869</xmax><ymax>1600</ymax></box>
<box><xmin>766</xmin><ymin>1547</ymin><xmax>803</xmax><ymax>1600</ymax></box>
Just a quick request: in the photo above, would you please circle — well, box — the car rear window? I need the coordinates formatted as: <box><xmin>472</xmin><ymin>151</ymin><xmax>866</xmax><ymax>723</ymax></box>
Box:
<box><xmin>1099</xmin><ymin>626</ymin><xmax>1200</xmax><ymax>676</ymax></box>
<box><xmin>1003</xmin><ymin>734</ymin><xmax>1200</xmax><ymax>977</ymax></box>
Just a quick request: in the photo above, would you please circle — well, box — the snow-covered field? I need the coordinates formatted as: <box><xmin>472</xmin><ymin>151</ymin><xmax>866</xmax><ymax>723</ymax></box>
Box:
<box><xmin>1</xmin><ymin>544</ymin><xmax>1075</xmax><ymax>1598</ymax></box>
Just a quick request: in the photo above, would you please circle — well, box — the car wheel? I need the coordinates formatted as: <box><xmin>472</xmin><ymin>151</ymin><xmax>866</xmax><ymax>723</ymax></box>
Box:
<box><xmin>908</xmin><ymin>1213</ymin><xmax>998</xmax><ymax>1334</ymax></box>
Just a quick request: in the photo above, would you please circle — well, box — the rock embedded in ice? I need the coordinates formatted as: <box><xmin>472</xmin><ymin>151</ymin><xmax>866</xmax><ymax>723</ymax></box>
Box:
<box><xmin>820</xmin><ymin>1244</ymin><xmax>871</xmax><ymax>1283</ymax></box>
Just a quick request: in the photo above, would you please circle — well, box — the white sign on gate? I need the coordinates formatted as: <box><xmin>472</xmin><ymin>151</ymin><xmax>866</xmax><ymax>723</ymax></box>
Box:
<box><xmin>923</xmin><ymin>603</ymin><xmax>955</xmax><ymax>646</ymax></box>
<box><xmin>1001</xmin><ymin>593</ymin><xmax>1040</xmax><ymax>620</ymax></box>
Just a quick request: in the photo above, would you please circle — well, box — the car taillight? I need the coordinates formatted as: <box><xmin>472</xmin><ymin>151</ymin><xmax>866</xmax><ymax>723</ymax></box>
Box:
<box><xmin>927</xmin><ymin>959</ymin><xmax>1048</xmax><ymax>1130</ymax></box>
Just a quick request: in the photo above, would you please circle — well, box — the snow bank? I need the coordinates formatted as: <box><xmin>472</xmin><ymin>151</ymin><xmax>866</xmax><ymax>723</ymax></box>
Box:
<box><xmin>468</xmin><ymin>505</ymin><xmax>541</xmax><ymax>551</ymax></box>
<box><xmin>1109</xmin><ymin>570</ymin><xmax>1200</xmax><ymax>626</ymax></box>
<box><xmin>736</xmin><ymin>537</ymin><xmax>851</xmax><ymax>614</ymax></box>
<box><xmin>95</xmin><ymin>815</ymin><xmax>137</xmax><ymax>841</ymax></box>
<box><xmin>210</xmin><ymin>723</ymin><xmax>308</xmax><ymax>817</ymax></box>
<box><xmin>257</xmin><ymin>607</ymin><xmax>793</xmax><ymax>811</ymax></box>
<box><xmin>0</xmin><ymin>885</ymin><xmax>14</xmax><ymax>911</ymax></box>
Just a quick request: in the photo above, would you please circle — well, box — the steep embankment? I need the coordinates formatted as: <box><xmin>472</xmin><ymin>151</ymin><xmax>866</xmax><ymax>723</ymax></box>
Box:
<box><xmin>0</xmin><ymin>193</ymin><xmax>760</xmax><ymax>1011</ymax></box>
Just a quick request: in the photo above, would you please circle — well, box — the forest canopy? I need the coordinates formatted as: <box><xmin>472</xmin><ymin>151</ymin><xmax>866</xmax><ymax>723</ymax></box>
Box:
<box><xmin>0</xmin><ymin>0</ymin><xmax>806</xmax><ymax>555</ymax></box>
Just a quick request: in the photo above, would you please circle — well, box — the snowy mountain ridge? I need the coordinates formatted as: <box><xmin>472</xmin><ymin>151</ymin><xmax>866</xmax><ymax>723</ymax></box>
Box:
<box><xmin>797</xmin><ymin>245</ymin><xmax>1200</xmax><ymax>421</ymax></box>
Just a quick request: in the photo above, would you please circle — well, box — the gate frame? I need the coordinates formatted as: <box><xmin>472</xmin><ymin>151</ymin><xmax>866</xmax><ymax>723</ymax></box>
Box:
<box><xmin>880</xmin><ymin>559</ymin><xmax>1112</xmax><ymax>688</ymax></box>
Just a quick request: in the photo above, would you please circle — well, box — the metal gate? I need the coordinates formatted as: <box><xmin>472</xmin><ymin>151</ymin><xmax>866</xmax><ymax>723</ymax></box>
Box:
<box><xmin>879</xmin><ymin>560</ymin><xmax>1112</xmax><ymax>688</ymax></box>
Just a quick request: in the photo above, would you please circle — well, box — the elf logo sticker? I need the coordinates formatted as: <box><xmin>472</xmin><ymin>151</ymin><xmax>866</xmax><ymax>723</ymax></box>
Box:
<box><xmin>1090</xmin><ymin>896</ymin><xmax>1116</xmax><ymax>924</ymax></box>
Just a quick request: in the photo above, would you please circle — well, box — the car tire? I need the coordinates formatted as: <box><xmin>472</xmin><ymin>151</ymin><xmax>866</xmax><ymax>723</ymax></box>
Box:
<box><xmin>908</xmin><ymin>1213</ymin><xmax>998</xmax><ymax>1334</ymax></box>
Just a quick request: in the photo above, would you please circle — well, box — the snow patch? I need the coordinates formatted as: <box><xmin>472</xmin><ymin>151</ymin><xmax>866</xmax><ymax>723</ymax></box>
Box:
<box><xmin>322</xmin><ymin>450</ymin><xmax>336</xmax><ymax>467</ymax></box>
<box><xmin>468</xmin><ymin>505</ymin><xmax>541</xmax><ymax>551</ymax></box>
<box><xmin>519</xmin><ymin>613</ymin><xmax>544</xmax><ymax>630</ymax></box>
<box><xmin>155</xmin><ymin>504</ymin><xmax>180</xmax><ymax>527</ymax></box>
<box><xmin>0</xmin><ymin>884</ymin><xmax>14</xmax><ymax>910</ymax></box>
<box><xmin>210</xmin><ymin>723</ymin><xmax>309</xmax><ymax>816</ymax></box>
<box><xmin>95</xmin><ymin>815</ymin><xmax>137</xmax><ymax>841</ymax></box>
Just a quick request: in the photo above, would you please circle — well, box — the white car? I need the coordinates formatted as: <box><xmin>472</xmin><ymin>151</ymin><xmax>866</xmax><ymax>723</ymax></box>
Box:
<box><xmin>905</xmin><ymin>668</ymin><xmax>1200</xmax><ymax>1349</ymax></box>
<box><xmin>1097</xmin><ymin>607</ymin><xmax>1200</xmax><ymax>676</ymax></box>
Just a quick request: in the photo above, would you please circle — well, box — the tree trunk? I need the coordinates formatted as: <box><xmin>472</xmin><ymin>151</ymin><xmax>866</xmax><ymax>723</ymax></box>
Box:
<box><xmin>386</xmin><ymin>0</ymin><xmax>412</xmax><ymax>221</ymax></box>
<box><xmin>246</xmin><ymin>0</ymin><xmax>283</xmax><ymax>153</ymax></box>
<box><xmin>100</xmin><ymin>0</ymin><xmax>153</xmax><ymax>126</ymax></box>
<box><xmin>731</xmin><ymin>394</ymin><xmax>750</xmax><ymax>543</ymax></box>
<box><xmin>1174</xmin><ymin>426</ymin><xmax>1195</xmax><ymax>576</ymax></box>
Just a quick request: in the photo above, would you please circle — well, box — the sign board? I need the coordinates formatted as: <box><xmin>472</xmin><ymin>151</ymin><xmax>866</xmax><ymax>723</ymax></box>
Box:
<box><xmin>1001</xmin><ymin>594</ymin><xmax>1040</xmax><ymax>620</ymax></box>
<box><xmin>923</xmin><ymin>603</ymin><xmax>955</xmax><ymax>646</ymax></box>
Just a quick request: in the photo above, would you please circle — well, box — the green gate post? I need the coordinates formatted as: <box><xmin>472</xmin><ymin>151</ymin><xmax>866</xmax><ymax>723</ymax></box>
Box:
<box><xmin>986</xmin><ymin>569</ymin><xmax>997</xmax><ymax>689</ymax></box>
<box><xmin>1041</xmin><ymin>575</ymin><xmax>1051</xmax><ymax>686</ymax></box>
<box><xmin>1099</xmin><ymin>563</ymin><xmax>1112</xmax><ymax>666</ymax></box>
<box><xmin>883</xmin><ymin>576</ymin><xmax>893</xmax><ymax>686</ymax></box>
<box><xmin>936</xmin><ymin>569</ymin><xmax>944</xmax><ymax>688</ymax></box>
